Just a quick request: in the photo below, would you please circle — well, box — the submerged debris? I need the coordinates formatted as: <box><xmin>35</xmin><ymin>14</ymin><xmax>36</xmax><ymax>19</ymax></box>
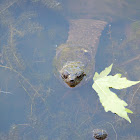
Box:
<box><xmin>92</xmin><ymin>129</ymin><xmax>108</xmax><ymax>140</ymax></box>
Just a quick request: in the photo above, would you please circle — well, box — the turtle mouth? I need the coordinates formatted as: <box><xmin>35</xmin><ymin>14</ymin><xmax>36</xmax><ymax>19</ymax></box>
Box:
<box><xmin>66</xmin><ymin>80</ymin><xmax>77</xmax><ymax>88</ymax></box>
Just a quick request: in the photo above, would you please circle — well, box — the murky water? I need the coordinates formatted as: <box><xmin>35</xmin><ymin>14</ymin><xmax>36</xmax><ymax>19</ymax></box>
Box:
<box><xmin>0</xmin><ymin>0</ymin><xmax>140</xmax><ymax>140</ymax></box>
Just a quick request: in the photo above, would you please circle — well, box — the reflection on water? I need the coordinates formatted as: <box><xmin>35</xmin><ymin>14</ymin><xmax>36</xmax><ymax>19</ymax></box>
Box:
<box><xmin>0</xmin><ymin>0</ymin><xmax>140</xmax><ymax>139</ymax></box>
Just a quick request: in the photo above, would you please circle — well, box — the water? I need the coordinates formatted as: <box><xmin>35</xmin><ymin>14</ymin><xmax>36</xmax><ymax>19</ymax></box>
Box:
<box><xmin>0</xmin><ymin>0</ymin><xmax>140</xmax><ymax>139</ymax></box>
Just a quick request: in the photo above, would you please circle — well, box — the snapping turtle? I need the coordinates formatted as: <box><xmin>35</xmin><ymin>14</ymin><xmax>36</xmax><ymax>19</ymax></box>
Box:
<box><xmin>55</xmin><ymin>19</ymin><xmax>107</xmax><ymax>87</ymax></box>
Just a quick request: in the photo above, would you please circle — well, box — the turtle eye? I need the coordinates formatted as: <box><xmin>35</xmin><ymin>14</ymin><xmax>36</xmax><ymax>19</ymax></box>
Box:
<box><xmin>62</xmin><ymin>71</ymin><xmax>69</xmax><ymax>79</ymax></box>
<box><xmin>77</xmin><ymin>72</ymin><xmax>86</xmax><ymax>79</ymax></box>
<box><xmin>63</xmin><ymin>74</ymin><xmax>68</xmax><ymax>79</ymax></box>
<box><xmin>77</xmin><ymin>75</ymin><xmax>81</xmax><ymax>79</ymax></box>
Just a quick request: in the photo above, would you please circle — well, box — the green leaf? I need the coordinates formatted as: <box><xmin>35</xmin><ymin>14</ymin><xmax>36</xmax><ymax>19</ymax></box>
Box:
<box><xmin>125</xmin><ymin>108</ymin><xmax>133</xmax><ymax>114</ymax></box>
<box><xmin>93</xmin><ymin>64</ymin><xmax>113</xmax><ymax>81</ymax></box>
<box><xmin>92</xmin><ymin>64</ymin><xmax>140</xmax><ymax>123</ymax></box>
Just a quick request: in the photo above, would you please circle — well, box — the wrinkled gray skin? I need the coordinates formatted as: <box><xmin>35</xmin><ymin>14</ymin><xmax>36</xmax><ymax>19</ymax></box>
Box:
<box><xmin>55</xmin><ymin>19</ymin><xmax>107</xmax><ymax>88</ymax></box>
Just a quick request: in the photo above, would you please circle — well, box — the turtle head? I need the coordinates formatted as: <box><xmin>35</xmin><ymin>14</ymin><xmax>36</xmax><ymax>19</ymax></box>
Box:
<box><xmin>60</xmin><ymin>61</ymin><xmax>86</xmax><ymax>88</ymax></box>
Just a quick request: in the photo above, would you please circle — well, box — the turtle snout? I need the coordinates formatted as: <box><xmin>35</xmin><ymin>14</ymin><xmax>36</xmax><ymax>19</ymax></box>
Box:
<box><xmin>70</xmin><ymin>80</ymin><xmax>74</xmax><ymax>83</ymax></box>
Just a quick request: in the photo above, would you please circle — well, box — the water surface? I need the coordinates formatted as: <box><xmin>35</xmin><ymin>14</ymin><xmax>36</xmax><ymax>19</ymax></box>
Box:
<box><xmin>0</xmin><ymin>0</ymin><xmax>140</xmax><ymax>139</ymax></box>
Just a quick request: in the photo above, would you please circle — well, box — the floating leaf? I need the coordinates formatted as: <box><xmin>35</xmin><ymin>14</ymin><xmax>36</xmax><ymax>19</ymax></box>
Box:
<box><xmin>92</xmin><ymin>64</ymin><xmax>140</xmax><ymax>123</ymax></box>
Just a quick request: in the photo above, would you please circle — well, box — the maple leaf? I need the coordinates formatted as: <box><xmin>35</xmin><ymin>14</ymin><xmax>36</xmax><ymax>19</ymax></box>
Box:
<box><xmin>92</xmin><ymin>64</ymin><xmax>140</xmax><ymax>123</ymax></box>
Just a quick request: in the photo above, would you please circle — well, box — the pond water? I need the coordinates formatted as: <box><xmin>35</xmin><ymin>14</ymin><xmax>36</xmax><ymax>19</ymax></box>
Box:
<box><xmin>0</xmin><ymin>0</ymin><xmax>140</xmax><ymax>140</ymax></box>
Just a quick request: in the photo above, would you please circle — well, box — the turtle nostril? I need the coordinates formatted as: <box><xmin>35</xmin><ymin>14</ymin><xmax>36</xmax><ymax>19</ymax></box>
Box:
<box><xmin>70</xmin><ymin>80</ymin><xmax>74</xmax><ymax>83</ymax></box>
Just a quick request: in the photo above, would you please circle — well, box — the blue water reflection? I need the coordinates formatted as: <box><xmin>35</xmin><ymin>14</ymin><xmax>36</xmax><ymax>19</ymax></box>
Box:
<box><xmin>0</xmin><ymin>0</ymin><xmax>140</xmax><ymax>140</ymax></box>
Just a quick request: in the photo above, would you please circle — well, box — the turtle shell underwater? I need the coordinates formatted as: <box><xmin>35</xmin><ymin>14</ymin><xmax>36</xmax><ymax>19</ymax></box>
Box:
<box><xmin>54</xmin><ymin>19</ymin><xmax>107</xmax><ymax>87</ymax></box>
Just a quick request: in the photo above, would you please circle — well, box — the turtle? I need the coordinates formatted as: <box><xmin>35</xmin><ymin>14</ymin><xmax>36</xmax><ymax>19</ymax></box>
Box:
<box><xmin>54</xmin><ymin>19</ymin><xmax>107</xmax><ymax>87</ymax></box>
<box><xmin>54</xmin><ymin>0</ymin><xmax>128</xmax><ymax>88</ymax></box>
